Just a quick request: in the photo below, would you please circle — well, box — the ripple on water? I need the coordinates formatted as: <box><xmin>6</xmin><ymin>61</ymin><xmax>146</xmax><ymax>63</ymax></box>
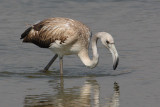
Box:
<box><xmin>0</xmin><ymin>68</ymin><xmax>132</xmax><ymax>79</ymax></box>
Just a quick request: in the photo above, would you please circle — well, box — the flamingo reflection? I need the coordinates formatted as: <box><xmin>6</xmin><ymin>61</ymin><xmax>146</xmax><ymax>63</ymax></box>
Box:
<box><xmin>24</xmin><ymin>78</ymin><xmax>119</xmax><ymax>107</ymax></box>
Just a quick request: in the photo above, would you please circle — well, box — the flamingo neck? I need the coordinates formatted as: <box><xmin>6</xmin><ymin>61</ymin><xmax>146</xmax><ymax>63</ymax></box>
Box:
<box><xmin>78</xmin><ymin>34</ymin><xmax>99</xmax><ymax>68</ymax></box>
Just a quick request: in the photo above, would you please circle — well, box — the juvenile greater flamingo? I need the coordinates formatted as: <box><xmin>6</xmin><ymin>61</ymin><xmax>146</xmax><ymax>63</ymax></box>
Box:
<box><xmin>21</xmin><ymin>17</ymin><xmax>119</xmax><ymax>75</ymax></box>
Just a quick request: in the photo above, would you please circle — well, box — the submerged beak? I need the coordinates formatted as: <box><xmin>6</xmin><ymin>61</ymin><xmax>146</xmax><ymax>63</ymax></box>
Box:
<box><xmin>108</xmin><ymin>44</ymin><xmax>119</xmax><ymax>70</ymax></box>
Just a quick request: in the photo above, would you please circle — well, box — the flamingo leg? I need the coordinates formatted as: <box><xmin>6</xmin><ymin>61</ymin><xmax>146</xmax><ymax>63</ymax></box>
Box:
<box><xmin>59</xmin><ymin>57</ymin><xmax>63</xmax><ymax>76</ymax></box>
<box><xmin>44</xmin><ymin>54</ymin><xmax>58</xmax><ymax>71</ymax></box>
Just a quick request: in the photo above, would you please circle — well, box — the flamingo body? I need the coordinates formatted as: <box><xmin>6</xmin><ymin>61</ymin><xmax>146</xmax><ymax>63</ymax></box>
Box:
<box><xmin>21</xmin><ymin>18</ymin><xmax>90</xmax><ymax>55</ymax></box>
<box><xmin>21</xmin><ymin>17</ymin><xmax>119</xmax><ymax>75</ymax></box>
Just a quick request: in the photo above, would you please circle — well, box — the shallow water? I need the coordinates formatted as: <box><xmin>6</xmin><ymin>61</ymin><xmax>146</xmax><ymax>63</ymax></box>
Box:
<box><xmin>0</xmin><ymin>0</ymin><xmax>160</xmax><ymax>107</ymax></box>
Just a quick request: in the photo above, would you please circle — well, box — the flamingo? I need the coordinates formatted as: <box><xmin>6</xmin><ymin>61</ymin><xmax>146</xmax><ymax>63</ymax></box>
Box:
<box><xmin>20</xmin><ymin>17</ymin><xmax>119</xmax><ymax>75</ymax></box>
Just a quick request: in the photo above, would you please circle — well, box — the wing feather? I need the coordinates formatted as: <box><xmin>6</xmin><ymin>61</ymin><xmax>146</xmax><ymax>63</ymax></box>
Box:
<box><xmin>21</xmin><ymin>17</ymin><xmax>91</xmax><ymax>48</ymax></box>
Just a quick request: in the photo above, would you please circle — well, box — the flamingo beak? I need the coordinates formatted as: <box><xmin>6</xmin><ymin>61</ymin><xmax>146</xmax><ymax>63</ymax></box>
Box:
<box><xmin>108</xmin><ymin>44</ymin><xmax>119</xmax><ymax>70</ymax></box>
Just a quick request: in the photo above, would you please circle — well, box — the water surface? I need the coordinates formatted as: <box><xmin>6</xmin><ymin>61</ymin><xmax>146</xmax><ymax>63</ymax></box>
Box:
<box><xmin>0</xmin><ymin>0</ymin><xmax>160</xmax><ymax>107</ymax></box>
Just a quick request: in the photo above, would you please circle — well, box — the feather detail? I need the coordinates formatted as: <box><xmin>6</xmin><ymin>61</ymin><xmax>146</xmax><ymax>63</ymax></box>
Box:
<box><xmin>20</xmin><ymin>17</ymin><xmax>90</xmax><ymax>48</ymax></box>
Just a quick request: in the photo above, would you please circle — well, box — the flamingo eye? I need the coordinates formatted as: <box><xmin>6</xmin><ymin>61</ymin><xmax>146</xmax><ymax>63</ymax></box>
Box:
<box><xmin>106</xmin><ymin>40</ymin><xmax>109</xmax><ymax>44</ymax></box>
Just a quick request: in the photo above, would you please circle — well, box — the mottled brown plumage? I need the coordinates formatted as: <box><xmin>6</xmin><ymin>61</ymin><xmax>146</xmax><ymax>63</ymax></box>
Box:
<box><xmin>21</xmin><ymin>17</ymin><xmax>90</xmax><ymax>48</ymax></box>
<box><xmin>20</xmin><ymin>17</ymin><xmax>119</xmax><ymax>75</ymax></box>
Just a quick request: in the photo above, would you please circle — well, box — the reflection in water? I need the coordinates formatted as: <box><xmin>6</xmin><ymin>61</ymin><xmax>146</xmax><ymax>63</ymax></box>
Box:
<box><xmin>24</xmin><ymin>78</ymin><xmax>120</xmax><ymax>107</ymax></box>
<box><xmin>105</xmin><ymin>82</ymin><xmax>120</xmax><ymax>107</ymax></box>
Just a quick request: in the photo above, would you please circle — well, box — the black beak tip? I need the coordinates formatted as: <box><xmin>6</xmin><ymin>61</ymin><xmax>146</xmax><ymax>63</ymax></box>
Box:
<box><xmin>113</xmin><ymin>66</ymin><xmax>116</xmax><ymax>70</ymax></box>
<box><xmin>113</xmin><ymin>57</ymin><xmax>119</xmax><ymax>70</ymax></box>
<box><xmin>113</xmin><ymin>66</ymin><xmax>117</xmax><ymax>70</ymax></box>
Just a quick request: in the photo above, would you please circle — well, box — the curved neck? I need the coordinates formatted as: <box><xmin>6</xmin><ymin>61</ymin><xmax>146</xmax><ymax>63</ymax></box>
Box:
<box><xmin>78</xmin><ymin>34</ymin><xmax>99</xmax><ymax>68</ymax></box>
